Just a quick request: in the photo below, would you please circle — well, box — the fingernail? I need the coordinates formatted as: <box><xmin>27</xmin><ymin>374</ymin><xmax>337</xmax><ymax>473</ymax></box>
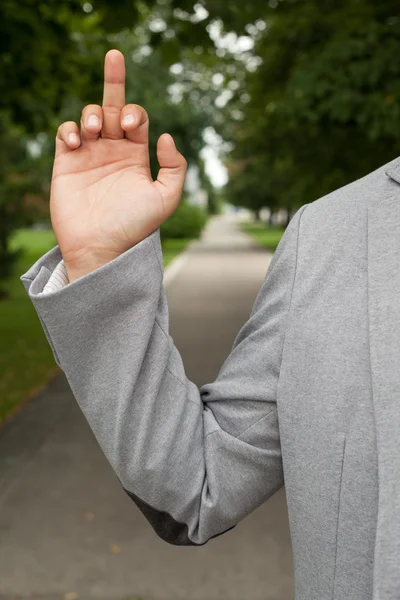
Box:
<box><xmin>87</xmin><ymin>114</ymin><xmax>100</xmax><ymax>128</ymax></box>
<box><xmin>69</xmin><ymin>133</ymin><xmax>80</xmax><ymax>145</ymax></box>
<box><xmin>123</xmin><ymin>114</ymin><xmax>135</xmax><ymax>126</ymax></box>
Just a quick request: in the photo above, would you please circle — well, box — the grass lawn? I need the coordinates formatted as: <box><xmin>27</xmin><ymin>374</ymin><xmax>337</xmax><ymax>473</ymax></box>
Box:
<box><xmin>241</xmin><ymin>221</ymin><xmax>285</xmax><ymax>253</ymax></box>
<box><xmin>161</xmin><ymin>237</ymin><xmax>191</xmax><ymax>267</ymax></box>
<box><xmin>0</xmin><ymin>229</ymin><xmax>191</xmax><ymax>424</ymax></box>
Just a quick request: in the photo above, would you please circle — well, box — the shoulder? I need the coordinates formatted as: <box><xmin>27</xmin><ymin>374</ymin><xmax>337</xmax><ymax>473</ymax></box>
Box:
<box><xmin>265</xmin><ymin>156</ymin><xmax>400</xmax><ymax>284</ymax></box>
<box><xmin>298</xmin><ymin>157</ymin><xmax>400</xmax><ymax>238</ymax></box>
<box><xmin>269</xmin><ymin>156</ymin><xmax>400</xmax><ymax>278</ymax></box>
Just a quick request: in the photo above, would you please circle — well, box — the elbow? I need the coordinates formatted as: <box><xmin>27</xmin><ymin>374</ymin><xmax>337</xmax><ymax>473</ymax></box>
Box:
<box><xmin>123</xmin><ymin>486</ymin><xmax>203</xmax><ymax>545</ymax></box>
<box><xmin>122</xmin><ymin>487</ymin><xmax>235</xmax><ymax>546</ymax></box>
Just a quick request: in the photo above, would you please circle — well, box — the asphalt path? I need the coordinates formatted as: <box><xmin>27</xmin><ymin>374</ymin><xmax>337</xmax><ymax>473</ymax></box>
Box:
<box><xmin>0</xmin><ymin>215</ymin><xmax>294</xmax><ymax>600</ymax></box>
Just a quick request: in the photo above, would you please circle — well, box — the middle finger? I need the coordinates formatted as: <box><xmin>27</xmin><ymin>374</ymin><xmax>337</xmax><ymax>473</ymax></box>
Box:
<box><xmin>101</xmin><ymin>49</ymin><xmax>125</xmax><ymax>140</ymax></box>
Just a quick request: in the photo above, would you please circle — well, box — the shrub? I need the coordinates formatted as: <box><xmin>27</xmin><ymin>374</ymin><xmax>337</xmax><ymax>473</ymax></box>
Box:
<box><xmin>160</xmin><ymin>202</ymin><xmax>207</xmax><ymax>240</ymax></box>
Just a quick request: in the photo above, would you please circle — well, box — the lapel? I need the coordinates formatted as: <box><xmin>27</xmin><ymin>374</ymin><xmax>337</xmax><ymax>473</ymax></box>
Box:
<box><xmin>368</xmin><ymin>159</ymin><xmax>400</xmax><ymax>599</ymax></box>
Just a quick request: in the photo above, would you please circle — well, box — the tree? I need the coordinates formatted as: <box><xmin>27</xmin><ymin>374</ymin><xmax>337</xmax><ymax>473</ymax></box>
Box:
<box><xmin>0</xmin><ymin>0</ymin><xmax>214</xmax><ymax>293</ymax></box>
<box><xmin>0</xmin><ymin>1</ymin><xmax>112</xmax><ymax>291</ymax></box>
<box><xmin>235</xmin><ymin>0</ymin><xmax>400</xmax><ymax>207</ymax></box>
<box><xmin>0</xmin><ymin>114</ymin><xmax>48</xmax><ymax>297</ymax></box>
<box><xmin>149</xmin><ymin>0</ymin><xmax>400</xmax><ymax>213</ymax></box>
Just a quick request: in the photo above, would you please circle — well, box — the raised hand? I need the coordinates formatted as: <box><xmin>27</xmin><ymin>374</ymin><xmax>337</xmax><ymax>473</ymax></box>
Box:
<box><xmin>50</xmin><ymin>49</ymin><xmax>187</xmax><ymax>282</ymax></box>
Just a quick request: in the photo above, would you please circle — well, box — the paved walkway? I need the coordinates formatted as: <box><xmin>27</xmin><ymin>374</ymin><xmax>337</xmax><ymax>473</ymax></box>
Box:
<box><xmin>0</xmin><ymin>215</ymin><xmax>294</xmax><ymax>600</ymax></box>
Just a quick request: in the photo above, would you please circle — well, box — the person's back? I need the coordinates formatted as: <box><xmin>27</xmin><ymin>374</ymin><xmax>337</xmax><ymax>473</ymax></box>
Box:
<box><xmin>21</xmin><ymin>50</ymin><xmax>400</xmax><ymax>600</ymax></box>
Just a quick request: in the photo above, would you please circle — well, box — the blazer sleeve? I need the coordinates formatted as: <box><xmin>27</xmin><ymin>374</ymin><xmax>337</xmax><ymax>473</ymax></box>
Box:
<box><xmin>20</xmin><ymin>205</ymin><xmax>307</xmax><ymax>546</ymax></box>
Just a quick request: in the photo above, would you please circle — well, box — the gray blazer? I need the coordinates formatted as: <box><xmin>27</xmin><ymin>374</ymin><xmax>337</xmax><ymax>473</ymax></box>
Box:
<box><xmin>21</xmin><ymin>156</ymin><xmax>400</xmax><ymax>600</ymax></box>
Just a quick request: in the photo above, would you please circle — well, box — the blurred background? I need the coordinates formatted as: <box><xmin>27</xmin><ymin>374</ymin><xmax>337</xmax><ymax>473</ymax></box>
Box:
<box><xmin>1</xmin><ymin>1</ymin><xmax>400</xmax><ymax>599</ymax></box>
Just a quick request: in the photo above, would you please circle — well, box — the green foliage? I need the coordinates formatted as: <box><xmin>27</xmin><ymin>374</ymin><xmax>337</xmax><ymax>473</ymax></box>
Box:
<box><xmin>1</xmin><ymin>229</ymin><xmax>59</xmax><ymax>422</ymax></box>
<box><xmin>0</xmin><ymin>0</ymin><xmax>215</xmax><ymax>291</ymax></box>
<box><xmin>160</xmin><ymin>201</ymin><xmax>207</xmax><ymax>240</ymax></box>
<box><xmin>0</xmin><ymin>113</ymin><xmax>51</xmax><ymax>294</ymax></box>
<box><xmin>5</xmin><ymin>0</ymin><xmax>400</xmax><ymax>290</ymax></box>
<box><xmin>152</xmin><ymin>0</ymin><xmax>400</xmax><ymax>211</ymax></box>
<box><xmin>161</xmin><ymin>238</ymin><xmax>192</xmax><ymax>266</ymax></box>
<box><xmin>216</xmin><ymin>0</ymin><xmax>400</xmax><ymax>209</ymax></box>
<box><xmin>121</xmin><ymin>42</ymin><xmax>209</xmax><ymax>178</ymax></box>
<box><xmin>0</xmin><ymin>0</ymin><xmax>159</xmax><ymax>130</ymax></box>
<box><xmin>207</xmin><ymin>190</ymin><xmax>221</xmax><ymax>215</ymax></box>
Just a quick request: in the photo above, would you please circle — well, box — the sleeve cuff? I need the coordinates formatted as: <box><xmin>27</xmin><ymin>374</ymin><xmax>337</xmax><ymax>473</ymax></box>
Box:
<box><xmin>39</xmin><ymin>259</ymin><xmax>69</xmax><ymax>295</ymax></box>
<box><xmin>19</xmin><ymin>230</ymin><xmax>164</xmax><ymax>367</ymax></box>
<box><xmin>20</xmin><ymin>229</ymin><xmax>164</xmax><ymax>300</ymax></box>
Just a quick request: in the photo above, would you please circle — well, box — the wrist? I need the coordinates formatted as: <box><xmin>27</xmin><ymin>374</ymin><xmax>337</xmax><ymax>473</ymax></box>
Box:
<box><xmin>63</xmin><ymin>249</ymin><xmax>122</xmax><ymax>282</ymax></box>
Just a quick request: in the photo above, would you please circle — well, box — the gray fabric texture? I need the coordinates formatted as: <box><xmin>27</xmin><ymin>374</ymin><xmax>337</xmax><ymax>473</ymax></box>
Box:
<box><xmin>20</xmin><ymin>156</ymin><xmax>400</xmax><ymax>599</ymax></box>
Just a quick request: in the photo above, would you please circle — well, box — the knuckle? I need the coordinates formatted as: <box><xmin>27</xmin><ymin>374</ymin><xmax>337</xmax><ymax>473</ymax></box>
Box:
<box><xmin>128</xmin><ymin>104</ymin><xmax>148</xmax><ymax>123</ymax></box>
<box><xmin>102</xmin><ymin>104</ymin><xmax>121</xmax><ymax>114</ymax></box>
<box><xmin>57</xmin><ymin>121</ymin><xmax>70</xmax><ymax>136</ymax></box>
<box><xmin>82</xmin><ymin>104</ymin><xmax>101</xmax><ymax>114</ymax></box>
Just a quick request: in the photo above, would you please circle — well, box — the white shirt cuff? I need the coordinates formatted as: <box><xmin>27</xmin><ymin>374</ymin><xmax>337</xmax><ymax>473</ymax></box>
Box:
<box><xmin>40</xmin><ymin>259</ymin><xmax>70</xmax><ymax>295</ymax></box>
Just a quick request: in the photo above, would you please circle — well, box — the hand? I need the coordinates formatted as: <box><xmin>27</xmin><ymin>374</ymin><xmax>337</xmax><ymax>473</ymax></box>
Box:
<box><xmin>50</xmin><ymin>49</ymin><xmax>187</xmax><ymax>282</ymax></box>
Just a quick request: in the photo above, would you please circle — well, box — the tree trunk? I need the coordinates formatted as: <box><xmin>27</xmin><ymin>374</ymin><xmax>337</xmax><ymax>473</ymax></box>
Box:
<box><xmin>0</xmin><ymin>213</ymin><xmax>18</xmax><ymax>300</ymax></box>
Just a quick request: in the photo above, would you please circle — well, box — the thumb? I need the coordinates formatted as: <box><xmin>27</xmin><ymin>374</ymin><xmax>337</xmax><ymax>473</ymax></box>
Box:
<box><xmin>155</xmin><ymin>134</ymin><xmax>187</xmax><ymax>213</ymax></box>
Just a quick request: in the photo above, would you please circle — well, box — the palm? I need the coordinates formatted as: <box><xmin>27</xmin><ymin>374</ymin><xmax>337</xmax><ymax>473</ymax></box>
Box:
<box><xmin>51</xmin><ymin>49</ymin><xmax>187</xmax><ymax>279</ymax></box>
<box><xmin>51</xmin><ymin>138</ymin><xmax>164</xmax><ymax>260</ymax></box>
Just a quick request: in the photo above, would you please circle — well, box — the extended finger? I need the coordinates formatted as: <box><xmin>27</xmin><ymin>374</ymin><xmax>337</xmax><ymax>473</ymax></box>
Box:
<box><xmin>81</xmin><ymin>105</ymin><xmax>103</xmax><ymax>141</ymax></box>
<box><xmin>55</xmin><ymin>121</ymin><xmax>81</xmax><ymax>156</ymax></box>
<box><xmin>102</xmin><ymin>49</ymin><xmax>125</xmax><ymax>139</ymax></box>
